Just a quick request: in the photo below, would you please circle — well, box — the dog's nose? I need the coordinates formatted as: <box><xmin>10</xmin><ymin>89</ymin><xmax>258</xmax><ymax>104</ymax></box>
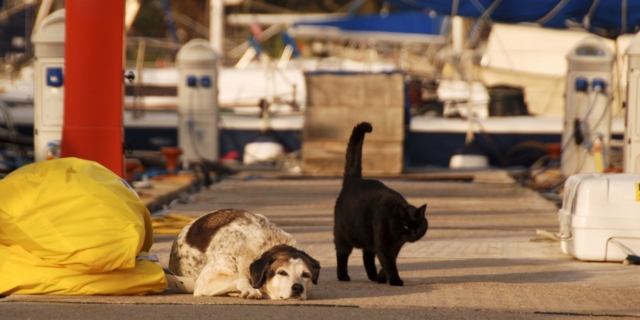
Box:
<box><xmin>291</xmin><ymin>283</ymin><xmax>304</xmax><ymax>295</ymax></box>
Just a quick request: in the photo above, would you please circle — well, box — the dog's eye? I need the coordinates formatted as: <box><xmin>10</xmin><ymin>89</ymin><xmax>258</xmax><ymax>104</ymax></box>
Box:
<box><xmin>302</xmin><ymin>272</ymin><xmax>311</xmax><ymax>279</ymax></box>
<box><xmin>277</xmin><ymin>270</ymin><xmax>288</xmax><ymax>276</ymax></box>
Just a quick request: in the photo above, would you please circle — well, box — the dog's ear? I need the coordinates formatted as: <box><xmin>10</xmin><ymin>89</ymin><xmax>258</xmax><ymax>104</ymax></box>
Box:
<box><xmin>249</xmin><ymin>255</ymin><xmax>271</xmax><ymax>289</ymax></box>
<box><xmin>310</xmin><ymin>258</ymin><xmax>321</xmax><ymax>285</ymax></box>
<box><xmin>301</xmin><ymin>252</ymin><xmax>321</xmax><ymax>285</ymax></box>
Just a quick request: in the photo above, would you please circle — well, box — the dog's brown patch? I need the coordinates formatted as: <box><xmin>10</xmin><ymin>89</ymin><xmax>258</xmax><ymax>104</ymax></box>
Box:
<box><xmin>185</xmin><ymin>209</ymin><xmax>244</xmax><ymax>252</ymax></box>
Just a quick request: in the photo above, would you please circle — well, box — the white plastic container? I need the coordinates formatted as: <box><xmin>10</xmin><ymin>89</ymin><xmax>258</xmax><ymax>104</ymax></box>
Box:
<box><xmin>558</xmin><ymin>173</ymin><xmax>640</xmax><ymax>261</ymax></box>
<box><xmin>243</xmin><ymin>140</ymin><xmax>284</xmax><ymax>165</ymax></box>
<box><xmin>449</xmin><ymin>154</ymin><xmax>489</xmax><ymax>169</ymax></box>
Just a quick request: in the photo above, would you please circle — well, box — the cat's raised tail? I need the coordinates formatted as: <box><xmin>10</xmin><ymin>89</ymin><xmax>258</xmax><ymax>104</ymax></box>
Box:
<box><xmin>344</xmin><ymin>122</ymin><xmax>373</xmax><ymax>181</ymax></box>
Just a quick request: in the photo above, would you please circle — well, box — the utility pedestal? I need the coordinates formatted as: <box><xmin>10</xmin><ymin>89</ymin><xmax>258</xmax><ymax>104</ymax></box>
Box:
<box><xmin>176</xmin><ymin>38</ymin><xmax>220</xmax><ymax>163</ymax></box>
<box><xmin>624</xmin><ymin>32</ymin><xmax>640</xmax><ymax>173</ymax></box>
<box><xmin>561</xmin><ymin>37</ymin><xmax>614</xmax><ymax>176</ymax></box>
<box><xmin>31</xmin><ymin>9</ymin><xmax>65</xmax><ymax>161</ymax></box>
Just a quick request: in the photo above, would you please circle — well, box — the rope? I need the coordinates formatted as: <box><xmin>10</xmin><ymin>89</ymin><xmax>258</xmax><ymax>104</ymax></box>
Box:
<box><xmin>536</xmin><ymin>0</ymin><xmax>571</xmax><ymax>26</ymax></box>
<box><xmin>582</xmin><ymin>0</ymin><xmax>601</xmax><ymax>29</ymax></box>
<box><xmin>478</xmin><ymin>0</ymin><xmax>504</xmax><ymax>21</ymax></box>
<box><xmin>451</xmin><ymin>0</ymin><xmax>460</xmax><ymax>17</ymax></box>
<box><xmin>622</xmin><ymin>0</ymin><xmax>628</xmax><ymax>33</ymax></box>
<box><xmin>151</xmin><ymin>213</ymin><xmax>194</xmax><ymax>235</ymax></box>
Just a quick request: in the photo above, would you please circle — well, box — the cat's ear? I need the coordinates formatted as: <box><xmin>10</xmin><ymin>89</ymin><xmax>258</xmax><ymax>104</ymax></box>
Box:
<box><xmin>416</xmin><ymin>204</ymin><xmax>427</xmax><ymax>216</ymax></box>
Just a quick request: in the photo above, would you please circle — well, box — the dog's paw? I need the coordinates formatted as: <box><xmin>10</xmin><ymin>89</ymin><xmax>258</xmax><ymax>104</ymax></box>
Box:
<box><xmin>337</xmin><ymin>274</ymin><xmax>351</xmax><ymax>282</ymax></box>
<box><xmin>389</xmin><ymin>278</ymin><xmax>404</xmax><ymax>286</ymax></box>
<box><xmin>241</xmin><ymin>288</ymin><xmax>263</xmax><ymax>299</ymax></box>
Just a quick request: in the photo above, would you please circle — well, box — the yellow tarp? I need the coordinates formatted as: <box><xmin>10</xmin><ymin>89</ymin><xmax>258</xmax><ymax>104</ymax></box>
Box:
<box><xmin>0</xmin><ymin>158</ymin><xmax>167</xmax><ymax>295</ymax></box>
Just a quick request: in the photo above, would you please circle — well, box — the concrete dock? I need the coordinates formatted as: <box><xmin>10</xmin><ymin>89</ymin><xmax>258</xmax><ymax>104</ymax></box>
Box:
<box><xmin>2</xmin><ymin>170</ymin><xmax>640</xmax><ymax>319</ymax></box>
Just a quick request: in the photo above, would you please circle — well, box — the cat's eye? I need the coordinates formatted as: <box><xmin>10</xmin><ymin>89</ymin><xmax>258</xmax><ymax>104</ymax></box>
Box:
<box><xmin>302</xmin><ymin>272</ymin><xmax>311</xmax><ymax>278</ymax></box>
<box><xmin>403</xmin><ymin>225</ymin><xmax>410</xmax><ymax>230</ymax></box>
<box><xmin>277</xmin><ymin>270</ymin><xmax>288</xmax><ymax>276</ymax></box>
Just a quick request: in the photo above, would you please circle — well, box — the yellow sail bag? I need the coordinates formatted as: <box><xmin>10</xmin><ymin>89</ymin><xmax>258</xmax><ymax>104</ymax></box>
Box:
<box><xmin>0</xmin><ymin>158</ymin><xmax>167</xmax><ymax>295</ymax></box>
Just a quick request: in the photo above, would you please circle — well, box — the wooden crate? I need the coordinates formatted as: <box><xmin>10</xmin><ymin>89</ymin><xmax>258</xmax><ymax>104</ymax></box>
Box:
<box><xmin>301</xmin><ymin>72</ymin><xmax>405</xmax><ymax>176</ymax></box>
<box><xmin>302</xmin><ymin>141</ymin><xmax>403</xmax><ymax>176</ymax></box>
<box><xmin>303</xmin><ymin>107</ymin><xmax>404</xmax><ymax>142</ymax></box>
<box><xmin>306</xmin><ymin>73</ymin><xmax>404</xmax><ymax>108</ymax></box>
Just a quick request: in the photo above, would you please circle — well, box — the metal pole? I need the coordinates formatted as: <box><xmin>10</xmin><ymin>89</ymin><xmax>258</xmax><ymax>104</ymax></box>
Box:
<box><xmin>210</xmin><ymin>0</ymin><xmax>224</xmax><ymax>58</ymax></box>
<box><xmin>62</xmin><ymin>0</ymin><xmax>124</xmax><ymax>176</ymax></box>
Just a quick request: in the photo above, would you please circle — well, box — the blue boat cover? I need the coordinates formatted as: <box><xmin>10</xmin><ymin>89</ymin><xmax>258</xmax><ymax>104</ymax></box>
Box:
<box><xmin>294</xmin><ymin>11</ymin><xmax>446</xmax><ymax>35</ymax></box>
<box><xmin>383</xmin><ymin>0</ymin><xmax>640</xmax><ymax>33</ymax></box>
<box><xmin>295</xmin><ymin>1</ymin><xmax>640</xmax><ymax>37</ymax></box>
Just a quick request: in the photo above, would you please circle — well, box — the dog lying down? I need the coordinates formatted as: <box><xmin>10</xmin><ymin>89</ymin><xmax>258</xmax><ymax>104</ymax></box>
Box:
<box><xmin>168</xmin><ymin>209</ymin><xmax>320</xmax><ymax>299</ymax></box>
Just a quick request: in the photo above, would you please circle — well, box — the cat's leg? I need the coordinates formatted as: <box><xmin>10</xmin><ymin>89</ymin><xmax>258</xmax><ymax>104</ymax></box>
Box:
<box><xmin>362</xmin><ymin>250</ymin><xmax>378</xmax><ymax>281</ymax></box>
<box><xmin>375</xmin><ymin>244</ymin><xmax>402</xmax><ymax>283</ymax></box>
<box><xmin>335</xmin><ymin>239</ymin><xmax>353</xmax><ymax>281</ymax></box>
<box><xmin>375</xmin><ymin>244</ymin><xmax>404</xmax><ymax>286</ymax></box>
<box><xmin>376</xmin><ymin>267</ymin><xmax>387</xmax><ymax>284</ymax></box>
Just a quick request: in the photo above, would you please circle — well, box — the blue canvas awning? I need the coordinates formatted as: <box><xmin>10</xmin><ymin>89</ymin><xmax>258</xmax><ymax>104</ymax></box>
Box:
<box><xmin>291</xmin><ymin>1</ymin><xmax>640</xmax><ymax>43</ymax></box>
<box><xmin>383</xmin><ymin>0</ymin><xmax>640</xmax><ymax>34</ymax></box>
<box><xmin>289</xmin><ymin>11</ymin><xmax>447</xmax><ymax>44</ymax></box>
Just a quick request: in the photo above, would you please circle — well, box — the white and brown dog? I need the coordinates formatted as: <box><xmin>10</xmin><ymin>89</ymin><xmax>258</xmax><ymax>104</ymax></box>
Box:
<box><xmin>169</xmin><ymin>209</ymin><xmax>320</xmax><ymax>300</ymax></box>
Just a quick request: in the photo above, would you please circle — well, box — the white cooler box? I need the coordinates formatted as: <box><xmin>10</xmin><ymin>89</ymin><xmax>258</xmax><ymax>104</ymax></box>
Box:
<box><xmin>558</xmin><ymin>173</ymin><xmax>640</xmax><ymax>261</ymax></box>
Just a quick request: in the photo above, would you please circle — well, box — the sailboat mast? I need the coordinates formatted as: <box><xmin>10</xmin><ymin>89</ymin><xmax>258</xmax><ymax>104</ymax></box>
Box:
<box><xmin>210</xmin><ymin>0</ymin><xmax>224</xmax><ymax>57</ymax></box>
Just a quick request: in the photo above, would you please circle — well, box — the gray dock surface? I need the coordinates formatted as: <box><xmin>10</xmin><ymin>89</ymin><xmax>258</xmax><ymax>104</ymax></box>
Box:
<box><xmin>3</xmin><ymin>170</ymin><xmax>640</xmax><ymax>319</ymax></box>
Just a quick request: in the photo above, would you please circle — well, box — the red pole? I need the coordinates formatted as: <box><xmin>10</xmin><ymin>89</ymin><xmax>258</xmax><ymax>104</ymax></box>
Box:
<box><xmin>61</xmin><ymin>0</ymin><xmax>124</xmax><ymax>176</ymax></box>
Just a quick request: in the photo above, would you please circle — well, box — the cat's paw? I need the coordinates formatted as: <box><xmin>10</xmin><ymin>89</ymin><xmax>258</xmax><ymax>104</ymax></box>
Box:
<box><xmin>338</xmin><ymin>274</ymin><xmax>351</xmax><ymax>281</ymax></box>
<box><xmin>389</xmin><ymin>278</ymin><xmax>404</xmax><ymax>286</ymax></box>
<box><xmin>376</xmin><ymin>273</ymin><xmax>387</xmax><ymax>283</ymax></box>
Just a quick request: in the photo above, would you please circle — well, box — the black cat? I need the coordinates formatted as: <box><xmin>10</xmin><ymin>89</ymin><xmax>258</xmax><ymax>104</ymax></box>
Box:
<box><xmin>333</xmin><ymin>122</ymin><xmax>428</xmax><ymax>286</ymax></box>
